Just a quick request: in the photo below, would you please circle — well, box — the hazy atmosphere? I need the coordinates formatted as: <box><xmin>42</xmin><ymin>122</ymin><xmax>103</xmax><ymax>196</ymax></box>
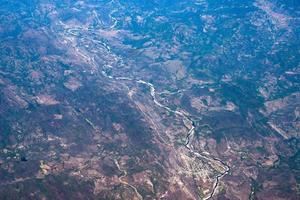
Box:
<box><xmin>0</xmin><ymin>0</ymin><xmax>299</xmax><ymax>199</ymax></box>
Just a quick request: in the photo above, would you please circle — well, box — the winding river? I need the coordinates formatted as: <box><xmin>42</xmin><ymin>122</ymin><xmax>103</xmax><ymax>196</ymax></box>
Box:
<box><xmin>59</xmin><ymin>19</ymin><xmax>231</xmax><ymax>199</ymax></box>
<box><xmin>103</xmin><ymin>70</ymin><xmax>231</xmax><ymax>200</ymax></box>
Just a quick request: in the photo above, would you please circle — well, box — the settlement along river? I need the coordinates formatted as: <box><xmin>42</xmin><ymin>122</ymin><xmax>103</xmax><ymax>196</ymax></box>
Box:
<box><xmin>102</xmin><ymin>70</ymin><xmax>231</xmax><ymax>200</ymax></box>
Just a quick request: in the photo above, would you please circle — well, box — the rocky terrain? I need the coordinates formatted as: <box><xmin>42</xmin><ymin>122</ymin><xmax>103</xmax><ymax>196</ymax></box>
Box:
<box><xmin>0</xmin><ymin>0</ymin><xmax>299</xmax><ymax>199</ymax></box>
